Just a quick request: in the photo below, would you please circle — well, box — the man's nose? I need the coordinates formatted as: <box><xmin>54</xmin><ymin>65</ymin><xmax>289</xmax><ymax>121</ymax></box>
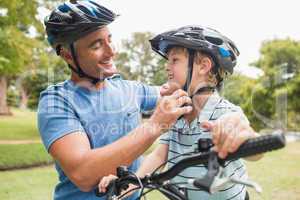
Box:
<box><xmin>104</xmin><ymin>42</ymin><xmax>115</xmax><ymax>57</ymax></box>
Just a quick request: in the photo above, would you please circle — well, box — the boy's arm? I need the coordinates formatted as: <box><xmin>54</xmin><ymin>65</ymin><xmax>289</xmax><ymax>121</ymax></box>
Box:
<box><xmin>136</xmin><ymin>144</ymin><xmax>169</xmax><ymax>178</ymax></box>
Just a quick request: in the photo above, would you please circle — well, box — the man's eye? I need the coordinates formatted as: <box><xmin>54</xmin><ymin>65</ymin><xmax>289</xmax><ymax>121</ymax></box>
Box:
<box><xmin>92</xmin><ymin>42</ymin><xmax>102</xmax><ymax>49</ymax></box>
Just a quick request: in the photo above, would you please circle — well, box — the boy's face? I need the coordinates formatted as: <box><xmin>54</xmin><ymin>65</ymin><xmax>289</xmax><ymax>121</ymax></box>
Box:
<box><xmin>166</xmin><ymin>48</ymin><xmax>188</xmax><ymax>88</ymax></box>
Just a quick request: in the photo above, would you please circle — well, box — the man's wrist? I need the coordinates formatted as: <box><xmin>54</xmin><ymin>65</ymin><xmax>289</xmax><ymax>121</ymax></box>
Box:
<box><xmin>145</xmin><ymin>119</ymin><xmax>163</xmax><ymax>137</ymax></box>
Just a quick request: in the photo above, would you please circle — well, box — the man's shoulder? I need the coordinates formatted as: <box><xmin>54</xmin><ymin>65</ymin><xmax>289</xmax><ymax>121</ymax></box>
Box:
<box><xmin>39</xmin><ymin>81</ymin><xmax>69</xmax><ymax>99</ymax></box>
<box><xmin>107</xmin><ymin>75</ymin><xmax>151</xmax><ymax>89</ymax></box>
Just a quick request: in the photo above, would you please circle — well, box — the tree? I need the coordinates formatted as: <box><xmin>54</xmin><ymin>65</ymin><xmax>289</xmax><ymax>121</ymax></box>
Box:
<box><xmin>222</xmin><ymin>74</ymin><xmax>264</xmax><ymax>130</ymax></box>
<box><xmin>0</xmin><ymin>0</ymin><xmax>42</xmax><ymax>114</ymax></box>
<box><xmin>223</xmin><ymin>39</ymin><xmax>300</xmax><ymax>131</ymax></box>
<box><xmin>115</xmin><ymin>32</ymin><xmax>166</xmax><ymax>85</ymax></box>
<box><xmin>20</xmin><ymin>54</ymin><xmax>69</xmax><ymax>109</ymax></box>
<box><xmin>252</xmin><ymin>39</ymin><xmax>300</xmax><ymax>131</ymax></box>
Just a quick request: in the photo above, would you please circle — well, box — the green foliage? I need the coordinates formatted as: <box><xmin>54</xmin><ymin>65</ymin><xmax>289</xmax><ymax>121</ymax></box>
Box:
<box><xmin>253</xmin><ymin>39</ymin><xmax>300</xmax><ymax>130</ymax></box>
<box><xmin>223</xmin><ymin>39</ymin><xmax>300</xmax><ymax>131</ymax></box>
<box><xmin>223</xmin><ymin>75</ymin><xmax>265</xmax><ymax>130</ymax></box>
<box><xmin>256</xmin><ymin>39</ymin><xmax>300</xmax><ymax>76</ymax></box>
<box><xmin>0</xmin><ymin>27</ymin><xmax>36</xmax><ymax>75</ymax></box>
<box><xmin>0</xmin><ymin>0</ymin><xmax>46</xmax><ymax>113</ymax></box>
<box><xmin>21</xmin><ymin>57</ymin><xmax>70</xmax><ymax>109</ymax></box>
<box><xmin>0</xmin><ymin>0</ymin><xmax>43</xmax><ymax>75</ymax></box>
<box><xmin>115</xmin><ymin>32</ymin><xmax>167</xmax><ymax>85</ymax></box>
<box><xmin>0</xmin><ymin>0</ymin><xmax>40</xmax><ymax>28</ymax></box>
<box><xmin>0</xmin><ymin>143</ymin><xmax>53</xmax><ymax>170</ymax></box>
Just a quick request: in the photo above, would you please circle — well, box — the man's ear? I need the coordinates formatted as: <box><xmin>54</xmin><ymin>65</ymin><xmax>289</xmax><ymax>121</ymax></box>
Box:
<box><xmin>60</xmin><ymin>48</ymin><xmax>73</xmax><ymax>64</ymax></box>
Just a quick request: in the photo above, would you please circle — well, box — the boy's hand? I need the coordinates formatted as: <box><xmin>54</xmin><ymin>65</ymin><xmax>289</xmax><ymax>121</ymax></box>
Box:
<box><xmin>98</xmin><ymin>175</ymin><xmax>138</xmax><ymax>199</ymax></box>
<box><xmin>98</xmin><ymin>174</ymin><xmax>117</xmax><ymax>193</ymax></box>
<box><xmin>201</xmin><ymin>113</ymin><xmax>258</xmax><ymax>159</ymax></box>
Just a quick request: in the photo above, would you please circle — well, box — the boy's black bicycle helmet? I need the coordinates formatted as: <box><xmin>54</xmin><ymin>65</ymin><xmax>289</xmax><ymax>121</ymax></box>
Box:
<box><xmin>150</xmin><ymin>25</ymin><xmax>240</xmax><ymax>91</ymax></box>
<box><xmin>44</xmin><ymin>0</ymin><xmax>118</xmax><ymax>84</ymax></box>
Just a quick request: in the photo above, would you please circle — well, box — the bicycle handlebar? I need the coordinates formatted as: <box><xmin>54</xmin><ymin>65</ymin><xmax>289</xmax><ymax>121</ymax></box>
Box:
<box><xmin>150</xmin><ymin>131</ymin><xmax>285</xmax><ymax>183</ymax></box>
<box><xmin>95</xmin><ymin>131</ymin><xmax>286</xmax><ymax>199</ymax></box>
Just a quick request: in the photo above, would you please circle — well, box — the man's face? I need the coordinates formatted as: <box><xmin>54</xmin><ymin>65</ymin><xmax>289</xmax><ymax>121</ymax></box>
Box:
<box><xmin>74</xmin><ymin>26</ymin><xmax>117</xmax><ymax>79</ymax></box>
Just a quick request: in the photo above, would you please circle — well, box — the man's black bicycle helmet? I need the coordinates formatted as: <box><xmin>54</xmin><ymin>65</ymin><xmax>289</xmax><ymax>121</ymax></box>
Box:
<box><xmin>44</xmin><ymin>0</ymin><xmax>118</xmax><ymax>84</ymax></box>
<box><xmin>150</xmin><ymin>25</ymin><xmax>240</xmax><ymax>91</ymax></box>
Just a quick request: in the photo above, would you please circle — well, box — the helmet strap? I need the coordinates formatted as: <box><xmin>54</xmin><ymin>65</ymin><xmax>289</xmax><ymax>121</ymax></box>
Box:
<box><xmin>69</xmin><ymin>43</ymin><xmax>105</xmax><ymax>85</ymax></box>
<box><xmin>183</xmin><ymin>50</ymin><xmax>216</xmax><ymax>98</ymax></box>
<box><xmin>190</xmin><ymin>86</ymin><xmax>215</xmax><ymax>99</ymax></box>
<box><xmin>183</xmin><ymin>49</ymin><xmax>195</xmax><ymax>92</ymax></box>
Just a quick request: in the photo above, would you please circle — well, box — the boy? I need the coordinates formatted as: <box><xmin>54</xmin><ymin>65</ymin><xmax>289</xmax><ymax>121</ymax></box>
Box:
<box><xmin>99</xmin><ymin>25</ymin><xmax>260</xmax><ymax>199</ymax></box>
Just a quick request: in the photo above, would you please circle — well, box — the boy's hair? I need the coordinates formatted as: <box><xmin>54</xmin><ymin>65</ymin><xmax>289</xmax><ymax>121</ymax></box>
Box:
<box><xmin>168</xmin><ymin>47</ymin><xmax>227</xmax><ymax>87</ymax></box>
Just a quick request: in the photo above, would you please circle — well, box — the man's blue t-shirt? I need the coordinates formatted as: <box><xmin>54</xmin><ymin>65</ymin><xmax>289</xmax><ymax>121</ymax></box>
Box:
<box><xmin>37</xmin><ymin>75</ymin><xmax>158</xmax><ymax>200</ymax></box>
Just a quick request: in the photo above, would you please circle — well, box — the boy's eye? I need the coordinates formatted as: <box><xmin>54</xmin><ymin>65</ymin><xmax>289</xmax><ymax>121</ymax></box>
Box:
<box><xmin>172</xmin><ymin>58</ymin><xmax>179</xmax><ymax>63</ymax></box>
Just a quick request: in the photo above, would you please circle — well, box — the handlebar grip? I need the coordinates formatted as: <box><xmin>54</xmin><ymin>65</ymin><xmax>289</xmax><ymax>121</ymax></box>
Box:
<box><xmin>225</xmin><ymin>131</ymin><xmax>286</xmax><ymax>161</ymax></box>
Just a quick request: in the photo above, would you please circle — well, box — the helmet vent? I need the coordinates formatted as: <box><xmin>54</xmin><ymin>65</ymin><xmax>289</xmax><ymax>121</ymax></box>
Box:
<box><xmin>204</xmin><ymin>36</ymin><xmax>223</xmax><ymax>45</ymax></box>
<box><xmin>228</xmin><ymin>41</ymin><xmax>240</xmax><ymax>56</ymax></box>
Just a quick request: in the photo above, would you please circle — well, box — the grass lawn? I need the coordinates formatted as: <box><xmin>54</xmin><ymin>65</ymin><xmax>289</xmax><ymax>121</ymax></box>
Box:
<box><xmin>0</xmin><ymin>166</ymin><xmax>167</xmax><ymax>200</ymax></box>
<box><xmin>0</xmin><ymin>109</ymin><xmax>299</xmax><ymax>199</ymax></box>
<box><xmin>0</xmin><ymin>142</ymin><xmax>299</xmax><ymax>200</ymax></box>
<box><xmin>246</xmin><ymin>142</ymin><xmax>300</xmax><ymax>200</ymax></box>
<box><xmin>0</xmin><ymin>166</ymin><xmax>57</xmax><ymax>200</ymax></box>
<box><xmin>0</xmin><ymin>143</ymin><xmax>53</xmax><ymax>170</ymax></box>
<box><xmin>0</xmin><ymin>108</ymin><xmax>39</xmax><ymax>140</ymax></box>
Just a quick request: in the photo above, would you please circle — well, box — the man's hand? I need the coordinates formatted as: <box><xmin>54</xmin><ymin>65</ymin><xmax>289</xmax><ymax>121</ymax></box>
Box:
<box><xmin>160</xmin><ymin>82</ymin><xmax>181</xmax><ymax>96</ymax></box>
<box><xmin>201</xmin><ymin>113</ymin><xmax>258</xmax><ymax>159</ymax></box>
<box><xmin>150</xmin><ymin>89</ymin><xmax>192</xmax><ymax>133</ymax></box>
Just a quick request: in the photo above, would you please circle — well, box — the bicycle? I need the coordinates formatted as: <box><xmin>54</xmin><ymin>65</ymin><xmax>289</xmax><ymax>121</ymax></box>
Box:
<box><xmin>95</xmin><ymin>130</ymin><xmax>286</xmax><ymax>200</ymax></box>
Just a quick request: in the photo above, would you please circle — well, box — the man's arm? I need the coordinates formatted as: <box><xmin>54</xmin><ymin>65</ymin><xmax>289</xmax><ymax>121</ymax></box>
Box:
<box><xmin>48</xmin><ymin>89</ymin><xmax>192</xmax><ymax>192</ymax></box>
<box><xmin>49</xmin><ymin>120</ymin><xmax>161</xmax><ymax>192</ymax></box>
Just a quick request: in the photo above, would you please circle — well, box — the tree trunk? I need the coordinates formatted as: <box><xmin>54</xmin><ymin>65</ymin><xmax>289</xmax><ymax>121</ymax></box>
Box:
<box><xmin>19</xmin><ymin>84</ymin><xmax>28</xmax><ymax>110</ymax></box>
<box><xmin>0</xmin><ymin>76</ymin><xmax>11</xmax><ymax>115</ymax></box>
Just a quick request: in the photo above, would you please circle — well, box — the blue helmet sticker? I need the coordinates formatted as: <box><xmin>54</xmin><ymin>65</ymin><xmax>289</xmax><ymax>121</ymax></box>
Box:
<box><xmin>219</xmin><ymin>47</ymin><xmax>230</xmax><ymax>57</ymax></box>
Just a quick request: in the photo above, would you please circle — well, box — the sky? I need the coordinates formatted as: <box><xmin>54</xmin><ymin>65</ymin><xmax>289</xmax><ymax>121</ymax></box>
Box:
<box><xmin>39</xmin><ymin>0</ymin><xmax>300</xmax><ymax>78</ymax></box>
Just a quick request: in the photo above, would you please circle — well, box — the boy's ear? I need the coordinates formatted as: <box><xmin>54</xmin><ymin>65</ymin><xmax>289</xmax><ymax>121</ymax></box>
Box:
<box><xmin>198</xmin><ymin>57</ymin><xmax>213</xmax><ymax>75</ymax></box>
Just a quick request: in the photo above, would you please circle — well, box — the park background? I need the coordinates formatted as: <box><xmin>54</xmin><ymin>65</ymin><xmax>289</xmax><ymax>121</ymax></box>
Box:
<box><xmin>0</xmin><ymin>0</ymin><xmax>299</xmax><ymax>199</ymax></box>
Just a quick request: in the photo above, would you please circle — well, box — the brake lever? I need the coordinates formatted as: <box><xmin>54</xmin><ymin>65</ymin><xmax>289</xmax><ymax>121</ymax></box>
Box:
<box><xmin>229</xmin><ymin>177</ymin><xmax>262</xmax><ymax>193</ymax></box>
<box><xmin>192</xmin><ymin>151</ymin><xmax>220</xmax><ymax>192</ymax></box>
<box><xmin>210</xmin><ymin>171</ymin><xmax>262</xmax><ymax>194</ymax></box>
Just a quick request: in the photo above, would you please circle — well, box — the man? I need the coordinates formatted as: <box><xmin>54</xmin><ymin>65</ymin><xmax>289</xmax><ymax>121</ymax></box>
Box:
<box><xmin>38</xmin><ymin>1</ymin><xmax>258</xmax><ymax>200</ymax></box>
<box><xmin>38</xmin><ymin>1</ymin><xmax>192</xmax><ymax>200</ymax></box>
